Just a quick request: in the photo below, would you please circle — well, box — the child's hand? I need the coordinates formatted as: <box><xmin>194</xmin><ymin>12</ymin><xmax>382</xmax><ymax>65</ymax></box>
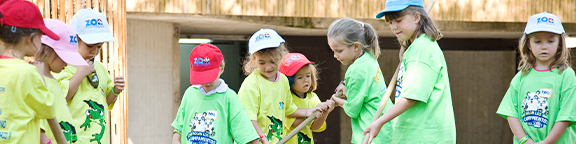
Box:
<box><xmin>77</xmin><ymin>60</ymin><xmax>95</xmax><ymax>77</ymax></box>
<box><xmin>334</xmin><ymin>81</ymin><xmax>347</xmax><ymax>98</ymax></box>
<box><xmin>325</xmin><ymin>99</ymin><xmax>336</xmax><ymax>112</ymax></box>
<box><xmin>331</xmin><ymin>95</ymin><xmax>345</xmax><ymax>107</ymax></box>
<box><xmin>114</xmin><ymin>76</ymin><xmax>125</xmax><ymax>94</ymax></box>
<box><xmin>362</xmin><ymin>122</ymin><xmax>384</xmax><ymax>144</ymax></box>
<box><xmin>30</xmin><ymin>61</ymin><xmax>45</xmax><ymax>75</ymax></box>
<box><xmin>314</xmin><ymin>102</ymin><xmax>329</xmax><ymax>112</ymax></box>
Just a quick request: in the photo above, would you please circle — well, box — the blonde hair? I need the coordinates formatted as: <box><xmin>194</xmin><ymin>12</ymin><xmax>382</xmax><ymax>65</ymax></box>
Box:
<box><xmin>34</xmin><ymin>44</ymin><xmax>57</xmax><ymax>62</ymax></box>
<box><xmin>384</xmin><ymin>6</ymin><xmax>442</xmax><ymax>48</ymax></box>
<box><xmin>327</xmin><ymin>18</ymin><xmax>381</xmax><ymax>59</ymax></box>
<box><xmin>242</xmin><ymin>44</ymin><xmax>289</xmax><ymax>75</ymax></box>
<box><xmin>518</xmin><ymin>33</ymin><xmax>570</xmax><ymax>75</ymax></box>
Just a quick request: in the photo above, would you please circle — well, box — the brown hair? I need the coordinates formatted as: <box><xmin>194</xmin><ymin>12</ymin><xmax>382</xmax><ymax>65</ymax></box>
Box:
<box><xmin>517</xmin><ymin>33</ymin><xmax>570</xmax><ymax>75</ymax></box>
<box><xmin>34</xmin><ymin>44</ymin><xmax>58</xmax><ymax>62</ymax></box>
<box><xmin>327</xmin><ymin>18</ymin><xmax>381</xmax><ymax>59</ymax></box>
<box><xmin>242</xmin><ymin>44</ymin><xmax>289</xmax><ymax>75</ymax></box>
<box><xmin>0</xmin><ymin>25</ymin><xmax>41</xmax><ymax>52</ymax></box>
<box><xmin>384</xmin><ymin>6</ymin><xmax>442</xmax><ymax>48</ymax></box>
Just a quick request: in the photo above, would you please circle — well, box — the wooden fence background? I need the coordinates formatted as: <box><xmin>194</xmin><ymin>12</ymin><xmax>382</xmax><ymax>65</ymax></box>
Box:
<box><xmin>30</xmin><ymin>0</ymin><xmax>128</xmax><ymax>144</ymax></box>
<box><xmin>126</xmin><ymin>0</ymin><xmax>576</xmax><ymax>23</ymax></box>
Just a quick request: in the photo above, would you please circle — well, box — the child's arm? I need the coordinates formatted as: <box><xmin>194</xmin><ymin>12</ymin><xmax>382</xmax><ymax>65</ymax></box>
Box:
<box><xmin>363</xmin><ymin>98</ymin><xmax>416</xmax><ymax>142</ymax></box>
<box><xmin>66</xmin><ymin>60</ymin><xmax>94</xmax><ymax>101</ymax></box>
<box><xmin>311</xmin><ymin>100</ymin><xmax>335</xmax><ymax>130</ymax></box>
<box><xmin>172</xmin><ymin>133</ymin><xmax>181</xmax><ymax>144</ymax></box>
<box><xmin>539</xmin><ymin>121</ymin><xmax>570</xmax><ymax>144</ymax></box>
<box><xmin>251</xmin><ymin>120</ymin><xmax>270</xmax><ymax>144</ymax></box>
<box><xmin>106</xmin><ymin>76</ymin><xmax>125</xmax><ymax>105</ymax></box>
<box><xmin>287</xmin><ymin>107</ymin><xmax>327</xmax><ymax>118</ymax></box>
<box><xmin>507</xmin><ymin>117</ymin><xmax>536</xmax><ymax>144</ymax></box>
<box><xmin>40</xmin><ymin>131</ymin><xmax>50</xmax><ymax>144</ymax></box>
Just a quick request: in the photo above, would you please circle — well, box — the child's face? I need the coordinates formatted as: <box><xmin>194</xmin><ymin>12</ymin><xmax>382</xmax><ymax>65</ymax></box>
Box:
<box><xmin>528</xmin><ymin>32</ymin><xmax>560</xmax><ymax>64</ymax></box>
<box><xmin>328</xmin><ymin>38</ymin><xmax>362</xmax><ymax>65</ymax></box>
<box><xmin>201</xmin><ymin>66</ymin><xmax>224</xmax><ymax>92</ymax></box>
<box><xmin>292</xmin><ymin>65</ymin><xmax>312</xmax><ymax>94</ymax></box>
<box><xmin>48</xmin><ymin>55</ymin><xmax>67</xmax><ymax>73</ymax></box>
<box><xmin>256</xmin><ymin>54</ymin><xmax>279</xmax><ymax>81</ymax></box>
<box><xmin>389</xmin><ymin>13</ymin><xmax>419</xmax><ymax>42</ymax></box>
<box><xmin>78</xmin><ymin>39</ymin><xmax>104</xmax><ymax>60</ymax></box>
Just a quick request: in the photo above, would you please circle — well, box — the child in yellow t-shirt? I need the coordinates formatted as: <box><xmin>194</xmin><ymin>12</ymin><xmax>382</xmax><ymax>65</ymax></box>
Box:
<box><xmin>0</xmin><ymin>1</ymin><xmax>61</xmax><ymax>143</ymax></box>
<box><xmin>279</xmin><ymin>53</ymin><xmax>335</xmax><ymax>144</ymax></box>
<box><xmin>238</xmin><ymin>29</ymin><xmax>329</xmax><ymax>144</ymax></box>
<box><xmin>53</xmin><ymin>9</ymin><xmax>125</xmax><ymax>144</ymax></box>
<box><xmin>36</xmin><ymin>19</ymin><xmax>89</xmax><ymax>144</ymax></box>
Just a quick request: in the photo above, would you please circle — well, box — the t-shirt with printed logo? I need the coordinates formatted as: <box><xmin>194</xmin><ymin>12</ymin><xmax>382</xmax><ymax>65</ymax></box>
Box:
<box><xmin>497</xmin><ymin>68</ymin><xmax>576</xmax><ymax>143</ymax></box>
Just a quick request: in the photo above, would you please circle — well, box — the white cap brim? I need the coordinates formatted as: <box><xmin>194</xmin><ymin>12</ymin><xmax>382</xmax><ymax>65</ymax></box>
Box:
<box><xmin>249</xmin><ymin>41</ymin><xmax>283</xmax><ymax>54</ymax></box>
<box><xmin>78</xmin><ymin>32</ymin><xmax>115</xmax><ymax>44</ymax></box>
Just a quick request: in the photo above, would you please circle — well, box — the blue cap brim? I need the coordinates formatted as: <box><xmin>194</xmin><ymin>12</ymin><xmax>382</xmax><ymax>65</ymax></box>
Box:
<box><xmin>375</xmin><ymin>5</ymin><xmax>410</xmax><ymax>19</ymax></box>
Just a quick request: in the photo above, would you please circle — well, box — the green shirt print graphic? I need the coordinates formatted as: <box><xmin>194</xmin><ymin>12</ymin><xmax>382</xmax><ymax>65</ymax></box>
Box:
<box><xmin>297</xmin><ymin>132</ymin><xmax>311</xmax><ymax>144</ymax></box>
<box><xmin>60</xmin><ymin>121</ymin><xmax>78</xmax><ymax>143</ymax></box>
<box><xmin>79</xmin><ymin>100</ymin><xmax>106</xmax><ymax>144</ymax></box>
<box><xmin>521</xmin><ymin>90</ymin><xmax>550</xmax><ymax>128</ymax></box>
<box><xmin>267</xmin><ymin>116</ymin><xmax>283</xmax><ymax>141</ymax></box>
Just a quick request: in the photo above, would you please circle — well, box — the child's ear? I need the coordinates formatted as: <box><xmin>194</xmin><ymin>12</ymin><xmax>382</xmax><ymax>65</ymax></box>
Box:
<box><xmin>413</xmin><ymin>12</ymin><xmax>421</xmax><ymax>24</ymax></box>
<box><xmin>353</xmin><ymin>42</ymin><xmax>361</xmax><ymax>51</ymax></box>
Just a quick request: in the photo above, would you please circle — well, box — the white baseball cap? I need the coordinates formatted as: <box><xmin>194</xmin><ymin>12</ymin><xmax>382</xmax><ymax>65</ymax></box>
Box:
<box><xmin>248</xmin><ymin>28</ymin><xmax>285</xmax><ymax>54</ymax></box>
<box><xmin>524</xmin><ymin>12</ymin><xmax>565</xmax><ymax>35</ymax></box>
<box><xmin>70</xmin><ymin>9</ymin><xmax>115</xmax><ymax>44</ymax></box>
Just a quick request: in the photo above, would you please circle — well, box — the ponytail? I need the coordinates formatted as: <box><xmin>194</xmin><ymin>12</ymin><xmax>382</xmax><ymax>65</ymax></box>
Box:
<box><xmin>328</xmin><ymin>18</ymin><xmax>381</xmax><ymax>59</ymax></box>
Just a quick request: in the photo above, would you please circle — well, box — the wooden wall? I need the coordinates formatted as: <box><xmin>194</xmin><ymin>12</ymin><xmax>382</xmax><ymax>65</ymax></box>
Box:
<box><xmin>126</xmin><ymin>0</ymin><xmax>576</xmax><ymax>23</ymax></box>
<box><xmin>31</xmin><ymin>0</ymin><xmax>128</xmax><ymax>143</ymax></box>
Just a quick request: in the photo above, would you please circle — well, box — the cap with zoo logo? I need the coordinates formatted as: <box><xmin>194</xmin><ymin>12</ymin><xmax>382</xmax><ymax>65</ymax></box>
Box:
<box><xmin>189</xmin><ymin>44</ymin><xmax>224</xmax><ymax>85</ymax></box>
<box><xmin>70</xmin><ymin>8</ymin><xmax>115</xmax><ymax>44</ymax></box>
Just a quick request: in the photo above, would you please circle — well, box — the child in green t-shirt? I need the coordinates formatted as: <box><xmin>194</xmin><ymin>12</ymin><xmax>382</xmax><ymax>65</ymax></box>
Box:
<box><xmin>363</xmin><ymin>0</ymin><xmax>456</xmax><ymax>143</ymax></box>
<box><xmin>171</xmin><ymin>44</ymin><xmax>260</xmax><ymax>144</ymax></box>
<box><xmin>496</xmin><ymin>12</ymin><xmax>576</xmax><ymax>144</ymax></box>
<box><xmin>279</xmin><ymin>53</ymin><xmax>335</xmax><ymax>144</ymax></box>
<box><xmin>326</xmin><ymin>18</ymin><xmax>394</xmax><ymax>144</ymax></box>
<box><xmin>238</xmin><ymin>29</ymin><xmax>329</xmax><ymax>144</ymax></box>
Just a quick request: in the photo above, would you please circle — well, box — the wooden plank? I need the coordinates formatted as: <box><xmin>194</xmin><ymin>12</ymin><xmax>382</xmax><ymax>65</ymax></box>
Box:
<box><xmin>86</xmin><ymin>0</ymin><xmax>91</xmax><ymax>8</ymax></box>
<box><xmin>51</xmin><ymin>0</ymin><xmax>57</xmax><ymax>18</ymax></box>
<box><xmin>59</xmin><ymin>0</ymin><xmax>65</xmax><ymax>22</ymax></box>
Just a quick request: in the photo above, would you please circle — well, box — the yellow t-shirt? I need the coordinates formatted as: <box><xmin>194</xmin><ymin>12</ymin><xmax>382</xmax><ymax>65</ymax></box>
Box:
<box><xmin>284</xmin><ymin>92</ymin><xmax>326</xmax><ymax>144</ymax></box>
<box><xmin>0</xmin><ymin>58</ymin><xmax>56</xmax><ymax>144</ymax></box>
<box><xmin>40</xmin><ymin>77</ymin><xmax>77</xmax><ymax>144</ymax></box>
<box><xmin>238</xmin><ymin>70</ymin><xmax>298</xmax><ymax>144</ymax></box>
<box><xmin>53</xmin><ymin>61</ymin><xmax>114</xmax><ymax>144</ymax></box>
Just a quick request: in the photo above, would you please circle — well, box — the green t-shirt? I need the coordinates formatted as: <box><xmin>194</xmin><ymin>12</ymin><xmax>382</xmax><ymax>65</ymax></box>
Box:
<box><xmin>497</xmin><ymin>68</ymin><xmax>576</xmax><ymax>143</ymax></box>
<box><xmin>171</xmin><ymin>80</ymin><xmax>259</xmax><ymax>144</ymax></box>
<box><xmin>284</xmin><ymin>92</ymin><xmax>326</xmax><ymax>144</ymax></box>
<box><xmin>0</xmin><ymin>58</ymin><xmax>56</xmax><ymax>144</ymax></box>
<box><xmin>238</xmin><ymin>70</ymin><xmax>298</xmax><ymax>144</ymax></box>
<box><xmin>53</xmin><ymin>61</ymin><xmax>115</xmax><ymax>144</ymax></box>
<box><xmin>394</xmin><ymin>34</ymin><xmax>456</xmax><ymax>143</ymax></box>
<box><xmin>344</xmin><ymin>52</ymin><xmax>393</xmax><ymax>144</ymax></box>
<box><xmin>40</xmin><ymin>77</ymin><xmax>77</xmax><ymax>144</ymax></box>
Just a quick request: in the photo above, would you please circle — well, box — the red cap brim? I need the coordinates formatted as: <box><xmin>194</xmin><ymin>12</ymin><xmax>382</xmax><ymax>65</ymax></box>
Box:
<box><xmin>39</xmin><ymin>27</ymin><xmax>60</xmax><ymax>40</ymax></box>
<box><xmin>284</xmin><ymin>61</ymin><xmax>314</xmax><ymax>76</ymax></box>
<box><xmin>190</xmin><ymin>68</ymin><xmax>220</xmax><ymax>85</ymax></box>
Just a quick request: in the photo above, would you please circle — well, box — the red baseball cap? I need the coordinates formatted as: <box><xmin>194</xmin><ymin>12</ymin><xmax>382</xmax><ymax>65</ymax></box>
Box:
<box><xmin>0</xmin><ymin>0</ymin><xmax>60</xmax><ymax>40</ymax></box>
<box><xmin>279</xmin><ymin>53</ymin><xmax>314</xmax><ymax>76</ymax></box>
<box><xmin>189</xmin><ymin>44</ymin><xmax>224</xmax><ymax>85</ymax></box>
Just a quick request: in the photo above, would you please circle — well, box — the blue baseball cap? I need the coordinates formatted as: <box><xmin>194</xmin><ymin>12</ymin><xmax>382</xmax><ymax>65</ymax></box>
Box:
<box><xmin>524</xmin><ymin>12</ymin><xmax>564</xmax><ymax>34</ymax></box>
<box><xmin>375</xmin><ymin>0</ymin><xmax>424</xmax><ymax>19</ymax></box>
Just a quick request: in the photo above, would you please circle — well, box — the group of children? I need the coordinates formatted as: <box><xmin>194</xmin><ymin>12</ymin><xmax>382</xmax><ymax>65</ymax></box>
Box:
<box><xmin>0</xmin><ymin>0</ymin><xmax>123</xmax><ymax>144</ymax></box>
<box><xmin>0</xmin><ymin>0</ymin><xmax>571</xmax><ymax>143</ymax></box>
<box><xmin>172</xmin><ymin>0</ymin><xmax>576</xmax><ymax>143</ymax></box>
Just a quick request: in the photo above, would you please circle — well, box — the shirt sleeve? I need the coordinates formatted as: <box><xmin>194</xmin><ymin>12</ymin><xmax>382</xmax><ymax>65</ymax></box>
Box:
<box><xmin>343</xmin><ymin>68</ymin><xmax>369</xmax><ymax>119</ymax></box>
<box><xmin>238</xmin><ymin>78</ymin><xmax>260</xmax><ymax>121</ymax></box>
<box><xmin>99</xmin><ymin>63</ymin><xmax>116</xmax><ymax>110</ymax></box>
<box><xmin>25</xmin><ymin>71</ymin><xmax>56</xmax><ymax>119</ymax></box>
<box><xmin>171</xmin><ymin>93</ymin><xmax>188</xmax><ymax>135</ymax></box>
<box><xmin>400</xmin><ymin>58</ymin><xmax>440</xmax><ymax>103</ymax></box>
<box><xmin>284</xmin><ymin>90</ymin><xmax>298</xmax><ymax>117</ymax></box>
<box><xmin>229</xmin><ymin>93</ymin><xmax>260</xmax><ymax>144</ymax></box>
<box><xmin>496</xmin><ymin>74</ymin><xmax>521</xmax><ymax>119</ymax></box>
<box><xmin>557</xmin><ymin>69</ymin><xmax>576</xmax><ymax>122</ymax></box>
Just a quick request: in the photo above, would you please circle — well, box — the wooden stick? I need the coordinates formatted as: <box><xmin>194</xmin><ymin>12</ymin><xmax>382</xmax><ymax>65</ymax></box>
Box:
<box><xmin>361</xmin><ymin>64</ymin><xmax>400</xmax><ymax>144</ymax></box>
<box><xmin>362</xmin><ymin>1</ymin><xmax>435</xmax><ymax>143</ymax></box>
<box><xmin>277</xmin><ymin>91</ymin><xmax>343</xmax><ymax>144</ymax></box>
<box><xmin>47</xmin><ymin>118</ymin><xmax>69</xmax><ymax>144</ymax></box>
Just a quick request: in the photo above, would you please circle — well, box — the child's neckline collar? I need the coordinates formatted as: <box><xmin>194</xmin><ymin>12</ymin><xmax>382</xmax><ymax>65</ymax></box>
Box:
<box><xmin>0</xmin><ymin>55</ymin><xmax>14</xmax><ymax>59</ymax></box>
